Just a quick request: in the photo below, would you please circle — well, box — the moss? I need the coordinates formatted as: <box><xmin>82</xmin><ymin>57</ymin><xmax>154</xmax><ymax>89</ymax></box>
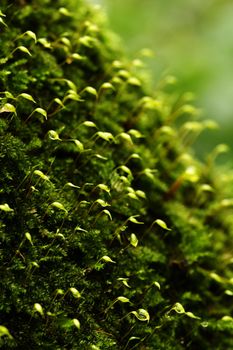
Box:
<box><xmin>0</xmin><ymin>0</ymin><xmax>232</xmax><ymax>349</ymax></box>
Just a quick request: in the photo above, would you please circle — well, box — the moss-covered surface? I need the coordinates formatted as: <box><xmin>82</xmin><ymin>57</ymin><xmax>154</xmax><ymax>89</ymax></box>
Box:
<box><xmin>0</xmin><ymin>1</ymin><xmax>232</xmax><ymax>349</ymax></box>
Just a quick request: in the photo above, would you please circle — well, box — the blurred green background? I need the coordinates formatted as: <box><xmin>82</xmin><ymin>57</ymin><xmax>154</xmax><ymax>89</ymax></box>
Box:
<box><xmin>91</xmin><ymin>0</ymin><xmax>233</xmax><ymax>163</ymax></box>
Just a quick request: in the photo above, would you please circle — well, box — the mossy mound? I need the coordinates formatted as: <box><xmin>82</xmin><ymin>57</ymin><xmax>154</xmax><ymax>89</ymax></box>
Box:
<box><xmin>0</xmin><ymin>1</ymin><xmax>232</xmax><ymax>349</ymax></box>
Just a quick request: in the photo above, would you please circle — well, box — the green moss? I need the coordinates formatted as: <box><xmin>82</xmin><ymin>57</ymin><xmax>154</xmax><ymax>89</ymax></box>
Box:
<box><xmin>0</xmin><ymin>1</ymin><xmax>232</xmax><ymax>349</ymax></box>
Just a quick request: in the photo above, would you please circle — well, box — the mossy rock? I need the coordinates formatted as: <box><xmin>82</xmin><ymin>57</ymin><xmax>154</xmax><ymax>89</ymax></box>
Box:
<box><xmin>0</xmin><ymin>1</ymin><xmax>232</xmax><ymax>349</ymax></box>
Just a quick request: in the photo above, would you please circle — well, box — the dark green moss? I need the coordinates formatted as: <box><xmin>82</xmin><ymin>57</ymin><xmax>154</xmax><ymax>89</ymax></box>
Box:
<box><xmin>0</xmin><ymin>1</ymin><xmax>232</xmax><ymax>349</ymax></box>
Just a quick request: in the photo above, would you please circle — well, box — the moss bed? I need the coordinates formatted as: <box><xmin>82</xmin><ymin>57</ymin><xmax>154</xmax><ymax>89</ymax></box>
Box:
<box><xmin>0</xmin><ymin>1</ymin><xmax>232</xmax><ymax>349</ymax></box>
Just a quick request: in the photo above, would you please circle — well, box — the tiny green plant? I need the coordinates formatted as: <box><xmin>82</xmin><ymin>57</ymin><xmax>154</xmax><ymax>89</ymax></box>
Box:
<box><xmin>0</xmin><ymin>326</ymin><xmax>13</xmax><ymax>340</ymax></box>
<box><xmin>105</xmin><ymin>296</ymin><xmax>130</xmax><ymax>314</ymax></box>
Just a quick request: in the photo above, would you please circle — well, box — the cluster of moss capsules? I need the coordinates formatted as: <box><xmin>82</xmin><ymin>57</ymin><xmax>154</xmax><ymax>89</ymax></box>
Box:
<box><xmin>0</xmin><ymin>0</ymin><xmax>232</xmax><ymax>349</ymax></box>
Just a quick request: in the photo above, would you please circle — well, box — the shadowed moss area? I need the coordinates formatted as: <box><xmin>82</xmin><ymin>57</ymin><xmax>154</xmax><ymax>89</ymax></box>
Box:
<box><xmin>0</xmin><ymin>1</ymin><xmax>232</xmax><ymax>349</ymax></box>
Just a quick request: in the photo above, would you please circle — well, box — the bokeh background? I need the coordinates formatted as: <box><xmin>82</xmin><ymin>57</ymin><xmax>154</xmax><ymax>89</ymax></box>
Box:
<box><xmin>90</xmin><ymin>0</ymin><xmax>233</xmax><ymax>164</ymax></box>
